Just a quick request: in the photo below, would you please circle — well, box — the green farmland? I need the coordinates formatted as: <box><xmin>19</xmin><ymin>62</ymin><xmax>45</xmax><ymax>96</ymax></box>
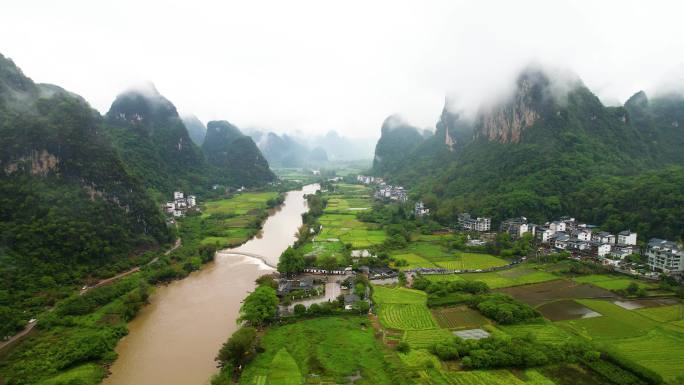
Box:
<box><xmin>237</xmin><ymin>317</ymin><xmax>399</xmax><ymax>385</ymax></box>
<box><xmin>424</xmin><ymin>264</ymin><xmax>558</xmax><ymax>289</ymax></box>
<box><xmin>197</xmin><ymin>191</ymin><xmax>279</xmax><ymax>247</ymax></box>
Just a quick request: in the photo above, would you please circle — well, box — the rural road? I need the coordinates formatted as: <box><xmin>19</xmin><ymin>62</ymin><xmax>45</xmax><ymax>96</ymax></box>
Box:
<box><xmin>0</xmin><ymin>237</ymin><xmax>182</xmax><ymax>353</ymax></box>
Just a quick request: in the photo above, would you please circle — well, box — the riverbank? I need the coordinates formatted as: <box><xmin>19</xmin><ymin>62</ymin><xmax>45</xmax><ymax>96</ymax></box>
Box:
<box><xmin>0</xmin><ymin>188</ymin><xmax>307</xmax><ymax>385</ymax></box>
<box><xmin>101</xmin><ymin>184</ymin><xmax>318</xmax><ymax>385</ymax></box>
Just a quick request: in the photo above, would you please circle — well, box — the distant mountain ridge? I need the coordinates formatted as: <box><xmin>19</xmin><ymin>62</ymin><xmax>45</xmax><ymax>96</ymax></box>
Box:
<box><xmin>372</xmin><ymin>67</ymin><xmax>684</xmax><ymax>239</ymax></box>
<box><xmin>203</xmin><ymin>120</ymin><xmax>275</xmax><ymax>186</ymax></box>
<box><xmin>247</xmin><ymin>129</ymin><xmax>374</xmax><ymax>167</ymax></box>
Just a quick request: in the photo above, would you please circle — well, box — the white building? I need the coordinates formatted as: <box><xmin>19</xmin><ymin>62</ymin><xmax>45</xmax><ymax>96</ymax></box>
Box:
<box><xmin>165</xmin><ymin>202</ymin><xmax>175</xmax><ymax>213</ymax></box>
<box><xmin>187</xmin><ymin>195</ymin><xmax>197</xmax><ymax>207</ymax></box>
<box><xmin>173</xmin><ymin>210</ymin><xmax>183</xmax><ymax>218</ymax></box>
<box><xmin>541</xmin><ymin>229</ymin><xmax>555</xmax><ymax>243</ymax></box>
<box><xmin>593</xmin><ymin>231</ymin><xmax>616</xmax><ymax>244</ymax></box>
<box><xmin>174</xmin><ymin>191</ymin><xmax>184</xmax><ymax>200</ymax></box>
<box><xmin>597</xmin><ymin>243</ymin><xmax>611</xmax><ymax>257</ymax></box>
<box><xmin>617</xmin><ymin>230</ymin><xmax>637</xmax><ymax>246</ymax></box>
<box><xmin>458</xmin><ymin>214</ymin><xmax>491</xmax><ymax>232</ymax></box>
<box><xmin>647</xmin><ymin>238</ymin><xmax>684</xmax><ymax>273</ymax></box>
<box><xmin>576</xmin><ymin>229</ymin><xmax>592</xmax><ymax>242</ymax></box>
<box><xmin>549</xmin><ymin>221</ymin><xmax>566</xmax><ymax>232</ymax></box>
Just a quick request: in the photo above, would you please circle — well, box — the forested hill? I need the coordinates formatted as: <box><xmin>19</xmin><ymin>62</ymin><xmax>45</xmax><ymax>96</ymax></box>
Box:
<box><xmin>202</xmin><ymin>120</ymin><xmax>275</xmax><ymax>186</ymax></box>
<box><xmin>372</xmin><ymin>67</ymin><xmax>684</xmax><ymax>240</ymax></box>
<box><xmin>105</xmin><ymin>85</ymin><xmax>208</xmax><ymax>193</ymax></box>
<box><xmin>0</xmin><ymin>53</ymin><xmax>172</xmax><ymax>336</ymax></box>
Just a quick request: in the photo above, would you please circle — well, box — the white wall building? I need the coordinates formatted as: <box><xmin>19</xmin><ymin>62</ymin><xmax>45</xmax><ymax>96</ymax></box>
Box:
<box><xmin>617</xmin><ymin>230</ymin><xmax>637</xmax><ymax>246</ymax></box>
<box><xmin>647</xmin><ymin>238</ymin><xmax>684</xmax><ymax>273</ymax></box>
<box><xmin>576</xmin><ymin>230</ymin><xmax>592</xmax><ymax>242</ymax></box>
<box><xmin>550</xmin><ymin>221</ymin><xmax>566</xmax><ymax>232</ymax></box>
<box><xmin>174</xmin><ymin>191</ymin><xmax>184</xmax><ymax>200</ymax></box>
<box><xmin>597</xmin><ymin>243</ymin><xmax>611</xmax><ymax>257</ymax></box>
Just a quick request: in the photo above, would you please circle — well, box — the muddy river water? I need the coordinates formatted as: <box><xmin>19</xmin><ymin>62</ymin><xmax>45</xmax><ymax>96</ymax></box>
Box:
<box><xmin>102</xmin><ymin>184</ymin><xmax>319</xmax><ymax>385</ymax></box>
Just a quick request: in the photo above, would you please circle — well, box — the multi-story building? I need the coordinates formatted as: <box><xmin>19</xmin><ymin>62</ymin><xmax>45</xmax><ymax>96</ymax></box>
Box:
<box><xmin>458</xmin><ymin>213</ymin><xmax>491</xmax><ymax>232</ymax></box>
<box><xmin>500</xmin><ymin>217</ymin><xmax>530</xmax><ymax>239</ymax></box>
<box><xmin>647</xmin><ymin>238</ymin><xmax>684</xmax><ymax>274</ymax></box>
<box><xmin>617</xmin><ymin>230</ymin><xmax>637</xmax><ymax>246</ymax></box>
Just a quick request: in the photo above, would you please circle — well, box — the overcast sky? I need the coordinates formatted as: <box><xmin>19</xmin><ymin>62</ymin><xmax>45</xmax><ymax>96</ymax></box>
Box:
<box><xmin>2</xmin><ymin>0</ymin><xmax>683</xmax><ymax>138</ymax></box>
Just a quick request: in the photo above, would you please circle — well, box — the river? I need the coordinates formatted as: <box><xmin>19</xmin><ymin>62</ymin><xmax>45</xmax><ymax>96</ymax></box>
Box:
<box><xmin>102</xmin><ymin>184</ymin><xmax>319</xmax><ymax>385</ymax></box>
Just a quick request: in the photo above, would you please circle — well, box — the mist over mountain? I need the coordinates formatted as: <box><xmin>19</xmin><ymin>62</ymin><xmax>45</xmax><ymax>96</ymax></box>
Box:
<box><xmin>202</xmin><ymin>120</ymin><xmax>274</xmax><ymax>186</ymax></box>
<box><xmin>246</xmin><ymin>128</ymin><xmax>373</xmax><ymax>168</ymax></box>
<box><xmin>105</xmin><ymin>85</ymin><xmax>207</xmax><ymax>193</ymax></box>
<box><xmin>0</xmin><ymin>53</ymin><xmax>172</xmax><ymax>335</ymax></box>
<box><xmin>373</xmin><ymin>66</ymin><xmax>684</xmax><ymax>239</ymax></box>
<box><xmin>182</xmin><ymin>114</ymin><xmax>207</xmax><ymax>146</ymax></box>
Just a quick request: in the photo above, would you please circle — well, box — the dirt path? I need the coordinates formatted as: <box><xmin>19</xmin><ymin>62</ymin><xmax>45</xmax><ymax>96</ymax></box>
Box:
<box><xmin>0</xmin><ymin>237</ymin><xmax>182</xmax><ymax>354</ymax></box>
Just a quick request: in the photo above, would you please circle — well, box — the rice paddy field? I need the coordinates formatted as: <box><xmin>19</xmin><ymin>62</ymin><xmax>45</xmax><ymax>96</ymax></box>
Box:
<box><xmin>424</xmin><ymin>368</ymin><xmax>556</xmax><ymax>385</ymax></box>
<box><xmin>497</xmin><ymin>323</ymin><xmax>576</xmax><ymax>344</ymax></box>
<box><xmin>194</xmin><ymin>191</ymin><xmax>278</xmax><ymax>247</ymax></box>
<box><xmin>425</xmin><ymin>265</ymin><xmax>559</xmax><ymax>289</ymax></box>
<box><xmin>572</xmin><ymin>274</ymin><xmax>657</xmax><ymax>291</ymax></box>
<box><xmin>432</xmin><ymin>306</ymin><xmax>490</xmax><ymax>329</ymax></box>
<box><xmin>554</xmin><ymin>298</ymin><xmax>684</xmax><ymax>382</ymax></box>
<box><xmin>390</xmin><ymin>242</ymin><xmax>508</xmax><ymax>271</ymax></box>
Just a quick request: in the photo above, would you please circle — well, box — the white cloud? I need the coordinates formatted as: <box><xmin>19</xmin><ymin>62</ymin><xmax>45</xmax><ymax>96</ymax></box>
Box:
<box><xmin>1</xmin><ymin>0</ymin><xmax>683</xmax><ymax>138</ymax></box>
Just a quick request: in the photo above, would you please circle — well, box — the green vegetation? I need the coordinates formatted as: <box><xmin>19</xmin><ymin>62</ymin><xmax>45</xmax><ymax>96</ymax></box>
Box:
<box><xmin>0</xmin><ymin>187</ymin><xmax>279</xmax><ymax>384</ymax></box>
<box><xmin>0</xmin><ymin>55</ymin><xmax>173</xmax><ymax>338</ymax></box>
<box><xmin>432</xmin><ymin>306</ymin><xmax>490</xmax><ymax>329</ymax></box>
<box><xmin>557</xmin><ymin>299</ymin><xmax>684</xmax><ymax>381</ymax></box>
<box><xmin>194</xmin><ymin>191</ymin><xmax>279</xmax><ymax>247</ymax></box>
<box><xmin>380</xmin><ymin>304</ymin><xmax>437</xmax><ymax>330</ymax></box>
<box><xmin>237</xmin><ymin>317</ymin><xmax>405</xmax><ymax>385</ymax></box>
<box><xmin>373</xmin><ymin>70</ymin><xmax>684</xmax><ymax>242</ymax></box>
<box><xmin>573</xmin><ymin>275</ymin><xmax>656</xmax><ymax>292</ymax></box>
<box><xmin>426</xmin><ymin>265</ymin><xmax>558</xmax><ymax>289</ymax></box>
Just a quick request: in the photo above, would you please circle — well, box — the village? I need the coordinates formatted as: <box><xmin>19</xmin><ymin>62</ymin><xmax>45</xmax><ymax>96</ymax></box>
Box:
<box><xmin>357</xmin><ymin>174</ymin><xmax>682</xmax><ymax>278</ymax></box>
<box><xmin>163</xmin><ymin>191</ymin><xmax>198</xmax><ymax>218</ymax></box>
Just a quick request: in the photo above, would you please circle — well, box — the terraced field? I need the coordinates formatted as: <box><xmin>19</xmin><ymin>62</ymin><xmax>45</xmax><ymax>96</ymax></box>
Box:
<box><xmin>611</xmin><ymin>329</ymin><xmax>684</xmax><ymax>382</ymax></box>
<box><xmin>373</xmin><ymin>286</ymin><xmax>428</xmax><ymax>305</ymax></box>
<box><xmin>432</xmin><ymin>306</ymin><xmax>490</xmax><ymax>329</ymax></box>
<box><xmin>440</xmin><ymin>369</ymin><xmax>554</xmax><ymax>385</ymax></box>
<box><xmin>380</xmin><ymin>304</ymin><xmax>437</xmax><ymax>330</ymax></box>
<box><xmin>498</xmin><ymin>323</ymin><xmax>575</xmax><ymax>344</ymax></box>
<box><xmin>434</xmin><ymin>252</ymin><xmax>508</xmax><ymax>270</ymax></box>
<box><xmin>426</xmin><ymin>265</ymin><xmax>558</xmax><ymax>288</ymax></box>
<box><xmin>402</xmin><ymin>329</ymin><xmax>452</xmax><ymax>349</ymax></box>
<box><xmin>398</xmin><ymin>349</ymin><xmax>442</xmax><ymax>368</ymax></box>
<box><xmin>555</xmin><ymin>298</ymin><xmax>684</xmax><ymax>381</ymax></box>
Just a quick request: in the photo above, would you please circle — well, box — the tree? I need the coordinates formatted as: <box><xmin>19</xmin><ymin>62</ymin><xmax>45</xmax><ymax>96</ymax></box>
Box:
<box><xmin>277</xmin><ymin>247</ymin><xmax>304</xmax><ymax>277</ymax></box>
<box><xmin>396</xmin><ymin>341</ymin><xmax>410</xmax><ymax>353</ymax></box>
<box><xmin>215</xmin><ymin>327</ymin><xmax>257</xmax><ymax>374</ymax></box>
<box><xmin>353</xmin><ymin>300</ymin><xmax>370</xmax><ymax>314</ymax></box>
<box><xmin>320</xmin><ymin>255</ymin><xmax>338</xmax><ymax>273</ymax></box>
<box><xmin>238</xmin><ymin>286</ymin><xmax>278</xmax><ymax>326</ymax></box>
<box><xmin>293</xmin><ymin>304</ymin><xmax>306</xmax><ymax>316</ymax></box>
<box><xmin>255</xmin><ymin>274</ymin><xmax>277</xmax><ymax>289</ymax></box>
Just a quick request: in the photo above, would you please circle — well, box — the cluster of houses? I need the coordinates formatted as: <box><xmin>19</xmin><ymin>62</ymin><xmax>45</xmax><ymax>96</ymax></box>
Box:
<box><xmin>458</xmin><ymin>213</ymin><xmax>492</xmax><ymax>232</ymax></box>
<box><xmin>164</xmin><ymin>191</ymin><xmax>197</xmax><ymax>218</ymax></box>
<box><xmin>356</xmin><ymin>175</ymin><xmax>384</xmax><ymax>185</ymax></box>
<box><xmin>457</xmin><ymin>212</ymin><xmax>683</xmax><ymax>275</ymax></box>
<box><xmin>374</xmin><ymin>185</ymin><xmax>408</xmax><ymax>202</ymax></box>
<box><xmin>414</xmin><ymin>201</ymin><xmax>430</xmax><ymax>218</ymax></box>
